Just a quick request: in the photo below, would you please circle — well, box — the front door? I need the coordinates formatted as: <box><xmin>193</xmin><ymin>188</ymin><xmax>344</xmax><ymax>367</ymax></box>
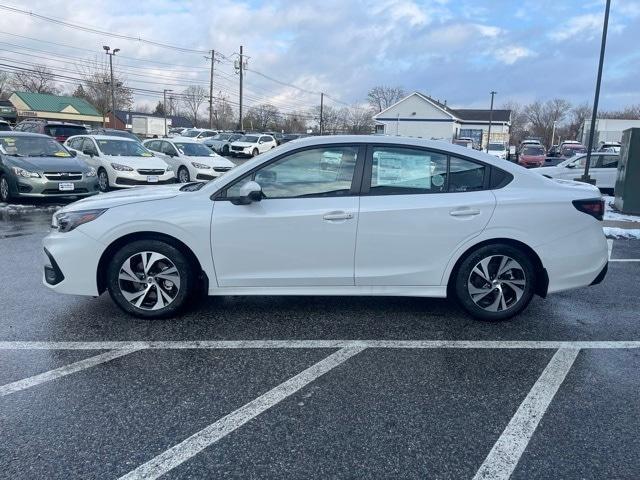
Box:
<box><xmin>211</xmin><ymin>145</ymin><xmax>364</xmax><ymax>287</ymax></box>
<box><xmin>355</xmin><ymin>146</ymin><xmax>496</xmax><ymax>286</ymax></box>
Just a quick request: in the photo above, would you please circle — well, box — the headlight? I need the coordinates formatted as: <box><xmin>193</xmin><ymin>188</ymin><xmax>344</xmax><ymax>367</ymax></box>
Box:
<box><xmin>110</xmin><ymin>163</ymin><xmax>133</xmax><ymax>172</ymax></box>
<box><xmin>53</xmin><ymin>209</ymin><xmax>108</xmax><ymax>233</ymax></box>
<box><xmin>12</xmin><ymin>166</ymin><xmax>40</xmax><ymax>178</ymax></box>
<box><xmin>191</xmin><ymin>162</ymin><xmax>211</xmax><ymax>169</ymax></box>
<box><xmin>165</xmin><ymin>164</ymin><xmax>173</xmax><ymax>172</ymax></box>
<box><xmin>86</xmin><ymin>167</ymin><xmax>97</xmax><ymax>177</ymax></box>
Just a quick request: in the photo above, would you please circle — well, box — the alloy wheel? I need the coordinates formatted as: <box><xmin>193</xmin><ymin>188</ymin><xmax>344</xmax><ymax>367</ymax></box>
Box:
<box><xmin>118</xmin><ymin>251</ymin><xmax>181</xmax><ymax>311</ymax></box>
<box><xmin>0</xmin><ymin>177</ymin><xmax>9</xmax><ymax>201</ymax></box>
<box><xmin>467</xmin><ymin>255</ymin><xmax>526</xmax><ymax>312</ymax></box>
<box><xmin>98</xmin><ymin>170</ymin><xmax>109</xmax><ymax>192</ymax></box>
<box><xmin>178</xmin><ymin>167</ymin><xmax>190</xmax><ymax>183</ymax></box>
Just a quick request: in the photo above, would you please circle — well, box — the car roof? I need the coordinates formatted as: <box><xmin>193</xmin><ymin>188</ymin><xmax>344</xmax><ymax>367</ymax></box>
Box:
<box><xmin>69</xmin><ymin>134</ymin><xmax>138</xmax><ymax>142</ymax></box>
<box><xmin>0</xmin><ymin>131</ymin><xmax>50</xmax><ymax>138</ymax></box>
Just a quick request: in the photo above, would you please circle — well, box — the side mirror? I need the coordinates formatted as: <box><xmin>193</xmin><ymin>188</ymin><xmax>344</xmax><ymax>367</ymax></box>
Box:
<box><xmin>68</xmin><ymin>150</ymin><xmax>77</xmax><ymax>157</ymax></box>
<box><xmin>566</xmin><ymin>163</ymin><xmax>576</xmax><ymax>169</ymax></box>
<box><xmin>82</xmin><ymin>148</ymin><xmax>94</xmax><ymax>157</ymax></box>
<box><xmin>232</xmin><ymin>181</ymin><xmax>263</xmax><ymax>205</ymax></box>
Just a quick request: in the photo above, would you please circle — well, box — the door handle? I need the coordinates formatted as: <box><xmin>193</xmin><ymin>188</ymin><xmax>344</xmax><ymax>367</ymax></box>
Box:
<box><xmin>449</xmin><ymin>208</ymin><xmax>481</xmax><ymax>217</ymax></box>
<box><xmin>323</xmin><ymin>211</ymin><xmax>354</xmax><ymax>221</ymax></box>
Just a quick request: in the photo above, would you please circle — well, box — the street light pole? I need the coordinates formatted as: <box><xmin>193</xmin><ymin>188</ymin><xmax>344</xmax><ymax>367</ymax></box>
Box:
<box><xmin>580</xmin><ymin>0</ymin><xmax>610</xmax><ymax>184</ymax></box>
<box><xmin>551</xmin><ymin>120</ymin><xmax>557</xmax><ymax>149</ymax></box>
<box><xmin>103</xmin><ymin>46</ymin><xmax>119</xmax><ymax>127</ymax></box>
<box><xmin>163</xmin><ymin>89</ymin><xmax>172</xmax><ymax>137</ymax></box>
<box><xmin>486</xmin><ymin>91</ymin><xmax>496</xmax><ymax>152</ymax></box>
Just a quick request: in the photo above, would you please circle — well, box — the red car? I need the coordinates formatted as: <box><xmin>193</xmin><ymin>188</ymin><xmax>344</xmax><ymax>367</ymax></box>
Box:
<box><xmin>518</xmin><ymin>145</ymin><xmax>546</xmax><ymax>168</ymax></box>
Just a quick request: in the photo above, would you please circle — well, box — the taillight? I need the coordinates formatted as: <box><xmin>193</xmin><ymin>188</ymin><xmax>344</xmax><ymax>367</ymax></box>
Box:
<box><xmin>572</xmin><ymin>198</ymin><xmax>604</xmax><ymax>221</ymax></box>
<box><xmin>55</xmin><ymin>136</ymin><xmax>66</xmax><ymax>142</ymax></box>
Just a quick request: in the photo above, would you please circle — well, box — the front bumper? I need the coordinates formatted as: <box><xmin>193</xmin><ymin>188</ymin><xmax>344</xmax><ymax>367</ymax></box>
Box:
<box><xmin>110</xmin><ymin>169</ymin><xmax>176</xmax><ymax>188</ymax></box>
<box><xmin>11</xmin><ymin>175</ymin><xmax>100</xmax><ymax>198</ymax></box>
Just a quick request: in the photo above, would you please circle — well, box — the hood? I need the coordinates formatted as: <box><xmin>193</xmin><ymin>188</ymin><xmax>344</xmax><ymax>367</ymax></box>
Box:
<box><xmin>187</xmin><ymin>155</ymin><xmax>235</xmax><ymax>168</ymax></box>
<box><xmin>60</xmin><ymin>184</ymin><xmax>184</xmax><ymax>212</ymax></box>
<box><xmin>9</xmin><ymin>155</ymin><xmax>90</xmax><ymax>172</ymax></box>
<box><xmin>104</xmin><ymin>155</ymin><xmax>169</xmax><ymax>169</ymax></box>
<box><xmin>231</xmin><ymin>142</ymin><xmax>254</xmax><ymax>148</ymax></box>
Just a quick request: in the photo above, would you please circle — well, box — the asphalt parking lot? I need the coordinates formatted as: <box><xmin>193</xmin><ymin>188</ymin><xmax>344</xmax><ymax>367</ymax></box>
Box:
<box><xmin>1</xmin><ymin>206</ymin><xmax>640</xmax><ymax>479</ymax></box>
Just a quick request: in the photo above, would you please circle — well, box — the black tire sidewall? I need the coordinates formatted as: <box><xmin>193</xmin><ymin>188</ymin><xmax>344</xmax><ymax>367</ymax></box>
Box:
<box><xmin>98</xmin><ymin>168</ymin><xmax>109</xmax><ymax>192</ymax></box>
<box><xmin>178</xmin><ymin>166</ymin><xmax>190</xmax><ymax>183</ymax></box>
<box><xmin>106</xmin><ymin>240</ymin><xmax>195</xmax><ymax>319</ymax></box>
<box><xmin>454</xmin><ymin>244</ymin><xmax>536</xmax><ymax>321</ymax></box>
<box><xmin>223</xmin><ymin>145</ymin><xmax>229</xmax><ymax>155</ymax></box>
<box><xmin>0</xmin><ymin>175</ymin><xmax>11</xmax><ymax>202</ymax></box>
<box><xmin>252</xmin><ymin>148</ymin><xmax>259</xmax><ymax>157</ymax></box>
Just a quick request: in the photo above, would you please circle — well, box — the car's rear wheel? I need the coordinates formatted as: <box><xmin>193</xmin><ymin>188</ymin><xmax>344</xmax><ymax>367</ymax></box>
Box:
<box><xmin>177</xmin><ymin>166</ymin><xmax>190</xmax><ymax>183</ymax></box>
<box><xmin>222</xmin><ymin>145</ymin><xmax>229</xmax><ymax>155</ymax></box>
<box><xmin>0</xmin><ymin>175</ymin><xmax>11</xmax><ymax>203</ymax></box>
<box><xmin>252</xmin><ymin>148</ymin><xmax>259</xmax><ymax>157</ymax></box>
<box><xmin>454</xmin><ymin>244</ymin><xmax>536</xmax><ymax>321</ymax></box>
<box><xmin>106</xmin><ymin>240</ymin><xmax>195</xmax><ymax>319</ymax></box>
<box><xmin>97</xmin><ymin>168</ymin><xmax>110</xmax><ymax>192</ymax></box>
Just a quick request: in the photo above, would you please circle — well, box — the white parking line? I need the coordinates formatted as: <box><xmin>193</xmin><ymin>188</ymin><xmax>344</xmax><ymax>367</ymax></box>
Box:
<box><xmin>118</xmin><ymin>346</ymin><xmax>365</xmax><ymax>480</ymax></box>
<box><xmin>472</xmin><ymin>348</ymin><xmax>579</xmax><ymax>480</ymax></box>
<box><xmin>609</xmin><ymin>259</ymin><xmax>640</xmax><ymax>262</ymax></box>
<box><xmin>608</xmin><ymin>239</ymin><xmax>613</xmax><ymax>259</ymax></box>
<box><xmin>0</xmin><ymin>348</ymin><xmax>142</xmax><ymax>397</ymax></box>
<box><xmin>0</xmin><ymin>340</ymin><xmax>639</xmax><ymax>350</ymax></box>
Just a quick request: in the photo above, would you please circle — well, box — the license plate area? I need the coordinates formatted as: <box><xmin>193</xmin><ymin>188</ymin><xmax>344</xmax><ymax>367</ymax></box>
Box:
<box><xmin>147</xmin><ymin>176</ymin><xmax>159</xmax><ymax>183</ymax></box>
<box><xmin>58</xmin><ymin>182</ymin><xmax>75</xmax><ymax>191</ymax></box>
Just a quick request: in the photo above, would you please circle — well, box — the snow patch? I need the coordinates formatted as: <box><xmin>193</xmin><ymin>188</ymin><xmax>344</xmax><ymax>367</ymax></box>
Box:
<box><xmin>603</xmin><ymin>195</ymin><xmax>640</xmax><ymax>223</ymax></box>
<box><xmin>603</xmin><ymin>227</ymin><xmax>640</xmax><ymax>239</ymax></box>
<box><xmin>0</xmin><ymin>203</ymin><xmax>62</xmax><ymax>214</ymax></box>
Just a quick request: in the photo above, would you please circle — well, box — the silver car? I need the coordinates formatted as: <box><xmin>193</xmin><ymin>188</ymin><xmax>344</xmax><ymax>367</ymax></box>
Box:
<box><xmin>0</xmin><ymin>132</ymin><xmax>99</xmax><ymax>202</ymax></box>
<box><xmin>203</xmin><ymin>133</ymin><xmax>243</xmax><ymax>155</ymax></box>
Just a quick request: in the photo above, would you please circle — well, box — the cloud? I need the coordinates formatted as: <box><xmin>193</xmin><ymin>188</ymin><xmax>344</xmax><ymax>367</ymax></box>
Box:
<box><xmin>492</xmin><ymin>46</ymin><xmax>535</xmax><ymax>65</ymax></box>
<box><xmin>550</xmin><ymin>13</ymin><xmax>603</xmax><ymax>41</ymax></box>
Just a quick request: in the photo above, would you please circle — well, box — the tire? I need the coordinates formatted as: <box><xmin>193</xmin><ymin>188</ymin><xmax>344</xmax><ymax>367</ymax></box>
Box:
<box><xmin>97</xmin><ymin>168</ymin><xmax>110</xmax><ymax>192</ymax></box>
<box><xmin>0</xmin><ymin>175</ymin><xmax>12</xmax><ymax>203</ymax></box>
<box><xmin>252</xmin><ymin>148</ymin><xmax>259</xmax><ymax>157</ymax></box>
<box><xmin>106</xmin><ymin>240</ymin><xmax>196</xmax><ymax>319</ymax></box>
<box><xmin>453</xmin><ymin>244</ymin><xmax>536</xmax><ymax>321</ymax></box>
<box><xmin>222</xmin><ymin>145</ymin><xmax>229</xmax><ymax>155</ymax></box>
<box><xmin>177</xmin><ymin>166</ymin><xmax>190</xmax><ymax>183</ymax></box>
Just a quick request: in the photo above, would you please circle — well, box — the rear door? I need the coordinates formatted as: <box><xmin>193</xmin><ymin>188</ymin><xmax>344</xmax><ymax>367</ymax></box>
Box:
<box><xmin>591</xmin><ymin>154</ymin><xmax>619</xmax><ymax>190</ymax></box>
<box><xmin>355</xmin><ymin>145</ymin><xmax>496</xmax><ymax>286</ymax></box>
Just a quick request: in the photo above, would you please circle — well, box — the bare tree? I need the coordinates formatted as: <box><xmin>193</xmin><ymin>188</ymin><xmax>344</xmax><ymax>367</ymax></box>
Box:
<box><xmin>10</xmin><ymin>65</ymin><xmax>59</xmax><ymax>94</ymax></box>
<box><xmin>0</xmin><ymin>72</ymin><xmax>11</xmax><ymax>99</ymax></box>
<box><xmin>280</xmin><ymin>111</ymin><xmax>308</xmax><ymax>133</ymax></box>
<box><xmin>211</xmin><ymin>92</ymin><xmax>235</xmax><ymax>130</ymax></box>
<box><xmin>181</xmin><ymin>85</ymin><xmax>207</xmax><ymax>127</ymax></box>
<box><xmin>600</xmin><ymin>105</ymin><xmax>640</xmax><ymax>120</ymax></box>
<box><xmin>245</xmin><ymin>104</ymin><xmax>280</xmax><ymax>131</ymax></box>
<box><xmin>501</xmin><ymin>101</ymin><xmax>529</xmax><ymax>146</ymax></box>
<box><xmin>367</xmin><ymin>85</ymin><xmax>405</xmax><ymax>113</ymax></box>
<box><xmin>345</xmin><ymin>104</ymin><xmax>375</xmax><ymax>134</ymax></box>
<box><xmin>561</xmin><ymin>103</ymin><xmax>591</xmax><ymax>142</ymax></box>
<box><xmin>524</xmin><ymin>98</ymin><xmax>572</xmax><ymax>147</ymax></box>
<box><xmin>73</xmin><ymin>65</ymin><xmax>133</xmax><ymax>116</ymax></box>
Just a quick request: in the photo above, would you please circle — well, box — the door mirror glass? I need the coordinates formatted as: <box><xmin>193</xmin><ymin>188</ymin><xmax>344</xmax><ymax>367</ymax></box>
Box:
<box><xmin>82</xmin><ymin>147</ymin><xmax>95</xmax><ymax>157</ymax></box>
<box><xmin>231</xmin><ymin>180</ymin><xmax>263</xmax><ymax>205</ymax></box>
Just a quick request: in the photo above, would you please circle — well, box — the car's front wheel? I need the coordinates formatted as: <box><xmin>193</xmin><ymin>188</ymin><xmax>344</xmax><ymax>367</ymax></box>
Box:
<box><xmin>0</xmin><ymin>175</ymin><xmax>12</xmax><ymax>203</ymax></box>
<box><xmin>97</xmin><ymin>168</ymin><xmax>110</xmax><ymax>192</ymax></box>
<box><xmin>453</xmin><ymin>244</ymin><xmax>536</xmax><ymax>321</ymax></box>
<box><xmin>222</xmin><ymin>145</ymin><xmax>229</xmax><ymax>155</ymax></box>
<box><xmin>177</xmin><ymin>166</ymin><xmax>190</xmax><ymax>183</ymax></box>
<box><xmin>106</xmin><ymin>240</ymin><xmax>196</xmax><ymax>319</ymax></box>
<box><xmin>252</xmin><ymin>148</ymin><xmax>259</xmax><ymax>157</ymax></box>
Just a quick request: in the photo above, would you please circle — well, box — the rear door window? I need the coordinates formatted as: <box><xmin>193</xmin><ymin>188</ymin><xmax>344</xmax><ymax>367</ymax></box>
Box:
<box><xmin>370</xmin><ymin>147</ymin><xmax>447</xmax><ymax>194</ymax></box>
<box><xmin>44</xmin><ymin>125</ymin><xmax>88</xmax><ymax>137</ymax></box>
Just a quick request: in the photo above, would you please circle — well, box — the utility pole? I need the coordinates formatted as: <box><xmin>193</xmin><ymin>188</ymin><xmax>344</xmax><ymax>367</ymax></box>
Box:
<box><xmin>103</xmin><ymin>46</ymin><xmax>120</xmax><ymax>128</ymax></box>
<box><xmin>580</xmin><ymin>0</ymin><xmax>610</xmax><ymax>185</ymax></box>
<box><xmin>486</xmin><ymin>91</ymin><xmax>496</xmax><ymax>152</ymax></box>
<box><xmin>551</xmin><ymin>120</ymin><xmax>557</xmax><ymax>149</ymax></box>
<box><xmin>163</xmin><ymin>89</ymin><xmax>172</xmax><ymax>137</ymax></box>
<box><xmin>319</xmin><ymin>92</ymin><xmax>324</xmax><ymax>135</ymax></box>
<box><xmin>208</xmin><ymin>49</ymin><xmax>215</xmax><ymax>129</ymax></box>
<box><xmin>238</xmin><ymin>45</ymin><xmax>244</xmax><ymax>131</ymax></box>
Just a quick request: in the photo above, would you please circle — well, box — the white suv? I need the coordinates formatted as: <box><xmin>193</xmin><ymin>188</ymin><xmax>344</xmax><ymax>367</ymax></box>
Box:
<box><xmin>229</xmin><ymin>134</ymin><xmax>277</xmax><ymax>157</ymax></box>
<box><xmin>178</xmin><ymin>129</ymin><xmax>218</xmax><ymax>142</ymax></box>
<box><xmin>65</xmin><ymin>135</ymin><xmax>174</xmax><ymax>191</ymax></box>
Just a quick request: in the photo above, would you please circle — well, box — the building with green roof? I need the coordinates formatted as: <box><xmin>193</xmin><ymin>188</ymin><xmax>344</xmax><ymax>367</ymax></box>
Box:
<box><xmin>9</xmin><ymin>91</ymin><xmax>104</xmax><ymax>125</ymax></box>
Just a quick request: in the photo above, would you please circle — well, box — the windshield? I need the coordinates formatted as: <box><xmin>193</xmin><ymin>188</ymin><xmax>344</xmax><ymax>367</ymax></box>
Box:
<box><xmin>43</xmin><ymin>125</ymin><xmax>87</xmax><ymax>137</ymax></box>
<box><xmin>523</xmin><ymin>146</ymin><xmax>545</xmax><ymax>155</ymax></box>
<box><xmin>213</xmin><ymin>134</ymin><xmax>230</xmax><ymax>141</ymax></box>
<box><xmin>96</xmin><ymin>139</ymin><xmax>153</xmax><ymax>157</ymax></box>
<box><xmin>174</xmin><ymin>142</ymin><xmax>214</xmax><ymax>157</ymax></box>
<box><xmin>562</xmin><ymin>146</ymin><xmax>587</xmax><ymax>156</ymax></box>
<box><xmin>0</xmin><ymin>135</ymin><xmax>72</xmax><ymax>157</ymax></box>
<box><xmin>488</xmin><ymin>143</ymin><xmax>505</xmax><ymax>151</ymax></box>
<box><xmin>239</xmin><ymin>135</ymin><xmax>258</xmax><ymax>143</ymax></box>
<box><xmin>181</xmin><ymin>130</ymin><xmax>200</xmax><ymax>138</ymax></box>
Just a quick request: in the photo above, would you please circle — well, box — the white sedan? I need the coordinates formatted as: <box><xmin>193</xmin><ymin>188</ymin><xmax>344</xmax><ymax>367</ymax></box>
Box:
<box><xmin>143</xmin><ymin>138</ymin><xmax>235</xmax><ymax>183</ymax></box>
<box><xmin>65</xmin><ymin>135</ymin><xmax>174</xmax><ymax>192</ymax></box>
<box><xmin>229</xmin><ymin>134</ymin><xmax>277</xmax><ymax>157</ymax></box>
<box><xmin>44</xmin><ymin>135</ymin><xmax>608</xmax><ymax>322</ymax></box>
<box><xmin>534</xmin><ymin>152</ymin><xmax>619</xmax><ymax>194</ymax></box>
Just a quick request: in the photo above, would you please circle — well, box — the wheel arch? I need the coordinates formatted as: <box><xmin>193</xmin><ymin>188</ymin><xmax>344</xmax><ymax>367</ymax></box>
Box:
<box><xmin>96</xmin><ymin>231</ymin><xmax>208</xmax><ymax>295</ymax></box>
<box><xmin>445</xmin><ymin>238</ymin><xmax>549</xmax><ymax>298</ymax></box>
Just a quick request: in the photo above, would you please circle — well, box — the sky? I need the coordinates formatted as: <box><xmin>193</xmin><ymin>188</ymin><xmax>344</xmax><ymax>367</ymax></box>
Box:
<box><xmin>0</xmin><ymin>0</ymin><xmax>638</xmax><ymax>113</ymax></box>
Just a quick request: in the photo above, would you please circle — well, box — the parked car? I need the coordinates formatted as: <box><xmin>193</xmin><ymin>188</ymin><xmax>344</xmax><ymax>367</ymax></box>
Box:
<box><xmin>178</xmin><ymin>128</ymin><xmax>218</xmax><ymax>142</ymax></box>
<box><xmin>44</xmin><ymin>135</ymin><xmax>607</xmax><ymax>322</ymax></box>
<box><xmin>518</xmin><ymin>145</ymin><xmax>546</xmax><ymax>168</ymax></box>
<box><xmin>280</xmin><ymin>133</ymin><xmax>306</xmax><ymax>144</ymax></box>
<box><xmin>143</xmin><ymin>138</ymin><xmax>235</xmax><ymax>183</ymax></box>
<box><xmin>64</xmin><ymin>135</ymin><xmax>174</xmax><ymax>192</ymax></box>
<box><xmin>535</xmin><ymin>152</ymin><xmax>619</xmax><ymax>194</ymax></box>
<box><xmin>264</xmin><ymin>132</ymin><xmax>284</xmax><ymax>145</ymax></box>
<box><xmin>203</xmin><ymin>133</ymin><xmax>244</xmax><ymax>155</ymax></box>
<box><xmin>168</xmin><ymin>127</ymin><xmax>188</xmax><ymax>137</ymax></box>
<box><xmin>0</xmin><ymin>120</ymin><xmax>12</xmax><ymax>131</ymax></box>
<box><xmin>453</xmin><ymin>139</ymin><xmax>475</xmax><ymax>149</ymax></box>
<box><xmin>89</xmin><ymin>128</ymin><xmax>141</xmax><ymax>142</ymax></box>
<box><xmin>559</xmin><ymin>144</ymin><xmax>587</xmax><ymax>159</ymax></box>
<box><xmin>597</xmin><ymin>142</ymin><xmax>621</xmax><ymax>154</ymax></box>
<box><xmin>0</xmin><ymin>132</ymin><xmax>98</xmax><ymax>202</ymax></box>
<box><xmin>14</xmin><ymin>120</ymin><xmax>88</xmax><ymax>143</ymax></box>
<box><xmin>487</xmin><ymin>142</ymin><xmax>507</xmax><ymax>160</ymax></box>
<box><xmin>229</xmin><ymin>134</ymin><xmax>277</xmax><ymax>157</ymax></box>
<box><xmin>547</xmin><ymin>145</ymin><xmax>560</xmax><ymax>157</ymax></box>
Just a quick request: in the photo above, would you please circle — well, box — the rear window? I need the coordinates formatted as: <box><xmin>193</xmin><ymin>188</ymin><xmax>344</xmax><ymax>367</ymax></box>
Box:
<box><xmin>523</xmin><ymin>146</ymin><xmax>545</xmax><ymax>155</ymax></box>
<box><xmin>0</xmin><ymin>123</ymin><xmax>11</xmax><ymax>131</ymax></box>
<box><xmin>44</xmin><ymin>125</ymin><xmax>88</xmax><ymax>137</ymax></box>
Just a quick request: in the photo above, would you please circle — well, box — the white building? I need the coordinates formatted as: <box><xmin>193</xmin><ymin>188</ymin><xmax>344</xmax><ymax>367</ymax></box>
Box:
<box><xmin>580</xmin><ymin>118</ymin><xmax>640</xmax><ymax>144</ymax></box>
<box><xmin>372</xmin><ymin>92</ymin><xmax>511</xmax><ymax>147</ymax></box>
